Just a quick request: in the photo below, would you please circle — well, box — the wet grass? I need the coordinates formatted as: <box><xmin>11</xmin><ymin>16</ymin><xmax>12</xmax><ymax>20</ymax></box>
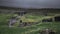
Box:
<box><xmin>0</xmin><ymin>22</ymin><xmax>60</xmax><ymax>34</ymax></box>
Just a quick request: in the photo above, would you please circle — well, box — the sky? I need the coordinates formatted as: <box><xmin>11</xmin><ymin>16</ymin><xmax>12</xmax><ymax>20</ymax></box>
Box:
<box><xmin>0</xmin><ymin>0</ymin><xmax>60</xmax><ymax>8</ymax></box>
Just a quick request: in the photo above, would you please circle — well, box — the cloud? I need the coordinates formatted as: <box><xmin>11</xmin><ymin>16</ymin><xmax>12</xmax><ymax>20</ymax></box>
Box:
<box><xmin>0</xmin><ymin>0</ymin><xmax>60</xmax><ymax>8</ymax></box>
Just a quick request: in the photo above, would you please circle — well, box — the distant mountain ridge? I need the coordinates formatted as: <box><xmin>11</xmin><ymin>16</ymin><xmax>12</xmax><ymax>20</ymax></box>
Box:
<box><xmin>0</xmin><ymin>6</ymin><xmax>60</xmax><ymax>10</ymax></box>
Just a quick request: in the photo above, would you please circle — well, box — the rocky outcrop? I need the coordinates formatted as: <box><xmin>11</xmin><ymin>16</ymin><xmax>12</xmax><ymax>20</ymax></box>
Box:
<box><xmin>39</xmin><ymin>29</ymin><xmax>56</xmax><ymax>34</ymax></box>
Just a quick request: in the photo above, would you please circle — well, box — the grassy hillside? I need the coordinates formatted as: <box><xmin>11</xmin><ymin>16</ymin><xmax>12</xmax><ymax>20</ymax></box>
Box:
<box><xmin>0</xmin><ymin>13</ymin><xmax>60</xmax><ymax>34</ymax></box>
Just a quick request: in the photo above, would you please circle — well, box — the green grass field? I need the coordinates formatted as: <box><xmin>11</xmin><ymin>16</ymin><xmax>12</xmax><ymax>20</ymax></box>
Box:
<box><xmin>0</xmin><ymin>13</ymin><xmax>60</xmax><ymax>34</ymax></box>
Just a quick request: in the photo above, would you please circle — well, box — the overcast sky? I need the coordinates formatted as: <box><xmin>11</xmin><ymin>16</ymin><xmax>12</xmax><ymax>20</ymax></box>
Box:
<box><xmin>0</xmin><ymin>0</ymin><xmax>60</xmax><ymax>8</ymax></box>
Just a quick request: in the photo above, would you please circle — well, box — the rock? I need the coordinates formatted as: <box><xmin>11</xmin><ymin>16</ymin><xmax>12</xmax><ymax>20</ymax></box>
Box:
<box><xmin>19</xmin><ymin>22</ymin><xmax>38</xmax><ymax>27</ymax></box>
<box><xmin>42</xmin><ymin>18</ymin><xmax>53</xmax><ymax>22</ymax></box>
<box><xmin>39</xmin><ymin>29</ymin><xmax>56</xmax><ymax>34</ymax></box>
<box><xmin>55</xmin><ymin>16</ymin><xmax>60</xmax><ymax>22</ymax></box>
<box><xmin>9</xmin><ymin>17</ymin><xmax>17</xmax><ymax>27</ymax></box>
